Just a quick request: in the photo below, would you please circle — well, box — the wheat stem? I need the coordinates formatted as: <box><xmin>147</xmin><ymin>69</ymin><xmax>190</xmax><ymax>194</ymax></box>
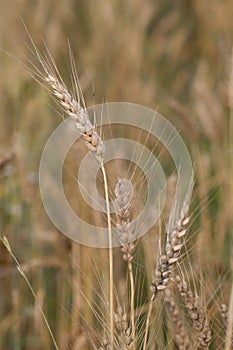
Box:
<box><xmin>101</xmin><ymin>165</ymin><xmax>114</xmax><ymax>349</ymax></box>
<box><xmin>143</xmin><ymin>299</ymin><xmax>153</xmax><ymax>350</ymax></box>
<box><xmin>128</xmin><ymin>260</ymin><xmax>136</xmax><ymax>345</ymax></box>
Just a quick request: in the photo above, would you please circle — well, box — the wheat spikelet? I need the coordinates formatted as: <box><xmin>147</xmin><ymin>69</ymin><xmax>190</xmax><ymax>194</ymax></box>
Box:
<box><xmin>220</xmin><ymin>303</ymin><xmax>228</xmax><ymax>327</ymax></box>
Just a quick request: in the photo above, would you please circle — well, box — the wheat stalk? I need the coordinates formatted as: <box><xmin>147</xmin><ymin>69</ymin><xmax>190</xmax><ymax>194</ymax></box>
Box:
<box><xmin>31</xmin><ymin>47</ymin><xmax>116</xmax><ymax>348</ymax></box>
<box><xmin>101</xmin><ymin>165</ymin><xmax>114</xmax><ymax>349</ymax></box>
<box><xmin>0</xmin><ymin>235</ymin><xmax>59</xmax><ymax>350</ymax></box>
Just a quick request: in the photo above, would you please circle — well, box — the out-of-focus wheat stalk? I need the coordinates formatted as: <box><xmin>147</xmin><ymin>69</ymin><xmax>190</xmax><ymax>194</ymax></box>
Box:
<box><xmin>0</xmin><ymin>235</ymin><xmax>59</xmax><ymax>350</ymax></box>
<box><xmin>224</xmin><ymin>253</ymin><xmax>233</xmax><ymax>350</ymax></box>
<box><xmin>28</xmin><ymin>41</ymin><xmax>116</xmax><ymax>348</ymax></box>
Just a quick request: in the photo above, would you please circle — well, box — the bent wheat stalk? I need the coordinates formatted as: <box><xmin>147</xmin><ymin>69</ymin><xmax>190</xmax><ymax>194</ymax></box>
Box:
<box><xmin>0</xmin><ymin>235</ymin><xmax>59</xmax><ymax>350</ymax></box>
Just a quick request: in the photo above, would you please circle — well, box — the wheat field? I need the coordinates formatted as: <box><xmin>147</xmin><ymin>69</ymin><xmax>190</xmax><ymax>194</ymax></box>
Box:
<box><xmin>0</xmin><ymin>1</ymin><xmax>233</xmax><ymax>349</ymax></box>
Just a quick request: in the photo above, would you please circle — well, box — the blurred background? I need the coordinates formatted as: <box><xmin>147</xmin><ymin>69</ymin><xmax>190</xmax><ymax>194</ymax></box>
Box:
<box><xmin>0</xmin><ymin>0</ymin><xmax>233</xmax><ymax>349</ymax></box>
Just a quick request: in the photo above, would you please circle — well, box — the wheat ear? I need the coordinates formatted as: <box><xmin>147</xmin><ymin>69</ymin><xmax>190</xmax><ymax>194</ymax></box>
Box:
<box><xmin>174</xmin><ymin>275</ymin><xmax>212</xmax><ymax>349</ymax></box>
<box><xmin>44</xmin><ymin>73</ymin><xmax>104</xmax><ymax>162</ymax></box>
<box><xmin>165</xmin><ymin>287</ymin><xmax>191</xmax><ymax>350</ymax></box>
<box><xmin>143</xmin><ymin>205</ymin><xmax>190</xmax><ymax>350</ymax></box>
<box><xmin>151</xmin><ymin>174</ymin><xmax>193</xmax><ymax>298</ymax></box>
<box><xmin>143</xmin><ymin>180</ymin><xmax>192</xmax><ymax>349</ymax></box>
<box><xmin>151</xmin><ymin>210</ymin><xmax>190</xmax><ymax>299</ymax></box>
<box><xmin>114</xmin><ymin>179</ymin><xmax>137</xmax><ymax>347</ymax></box>
<box><xmin>114</xmin><ymin>305</ymin><xmax>135</xmax><ymax>349</ymax></box>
